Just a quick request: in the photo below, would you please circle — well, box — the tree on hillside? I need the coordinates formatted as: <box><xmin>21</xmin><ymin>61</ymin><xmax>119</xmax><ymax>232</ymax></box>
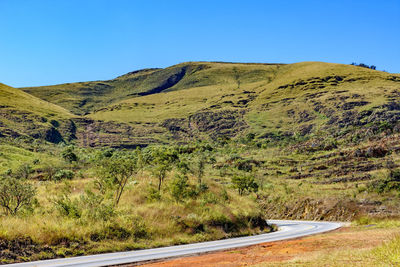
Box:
<box><xmin>97</xmin><ymin>154</ymin><xmax>138</xmax><ymax>206</ymax></box>
<box><xmin>193</xmin><ymin>155</ymin><xmax>206</xmax><ymax>185</ymax></box>
<box><xmin>350</xmin><ymin>62</ymin><xmax>377</xmax><ymax>70</ymax></box>
<box><xmin>149</xmin><ymin>146</ymin><xmax>178</xmax><ymax>191</ymax></box>
<box><xmin>0</xmin><ymin>177</ymin><xmax>36</xmax><ymax>216</ymax></box>
<box><xmin>169</xmin><ymin>173</ymin><xmax>189</xmax><ymax>202</ymax></box>
<box><xmin>152</xmin><ymin>163</ymin><xmax>171</xmax><ymax>192</ymax></box>
<box><xmin>231</xmin><ymin>174</ymin><xmax>259</xmax><ymax>195</ymax></box>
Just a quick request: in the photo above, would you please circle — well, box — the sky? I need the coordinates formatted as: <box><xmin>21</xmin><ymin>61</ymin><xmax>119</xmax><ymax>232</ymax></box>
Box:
<box><xmin>0</xmin><ymin>0</ymin><xmax>399</xmax><ymax>87</ymax></box>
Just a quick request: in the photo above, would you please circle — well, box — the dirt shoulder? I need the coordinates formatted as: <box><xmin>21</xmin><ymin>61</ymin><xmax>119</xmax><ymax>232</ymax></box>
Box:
<box><xmin>138</xmin><ymin>226</ymin><xmax>398</xmax><ymax>267</ymax></box>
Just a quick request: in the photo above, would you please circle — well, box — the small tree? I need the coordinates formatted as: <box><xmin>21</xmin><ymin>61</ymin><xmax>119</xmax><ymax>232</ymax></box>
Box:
<box><xmin>0</xmin><ymin>177</ymin><xmax>36</xmax><ymax>215</ymax></box>
<box><xmin>152</xmin><ymin>163</ymin><xmax>171</xmax><ymax>191</ymax></box>
<box><xmin>231</xmin><ymin>174</ymin><xmax>259</xmax><ymax>195</ymax></box>
<box><xmin>98</xmin><ymin>155</ymin><xmax>138</xmax><ymax>206</ymax></box>
<box><xmin>193</xmin><ymin>155</ymin><xmax>206</xmax><ymax>185</ymax></box>
<box><xmin>150</xmin><ymin>146</ymin><xmax>177</xmax><ymax>191</ymax></box>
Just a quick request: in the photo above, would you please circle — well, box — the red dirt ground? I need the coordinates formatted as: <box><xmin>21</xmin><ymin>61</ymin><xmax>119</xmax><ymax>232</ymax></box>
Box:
<box><xmin>137</xmin><ymin>227</ymin><xmax>393</xmax><ymax>267</ymax></box>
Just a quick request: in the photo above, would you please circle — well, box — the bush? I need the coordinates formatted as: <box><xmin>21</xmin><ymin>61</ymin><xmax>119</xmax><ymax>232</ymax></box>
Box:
<box><xmin>0</xmin><ymin>177</ymin><xmax>36</xmax><ymax>215</ymax></box>
<box><xmin>231</xmin><ymin>174</ymin><xmax>259</xmax><ymax>195</ymax></box>
<box><xmin>54</xmin><ymin>196</ymin><xmax>81</xmax><ymax>219</ymax></box>
<box><xmin>169</xmin><ymin>174</ymin><xmax>190</xmax><ymax>202</ymax></box>
<box><xmin>97</xmin><ymin>155</ymin><xmax>139</xmax><ymax>206</ymax></box>
<box><xmin>14</xmin><ymin>163</ymin><xmax>33</xmax><ymax>179</ymax></box>
<box><xmin>146</xmin><ymin>186</ymin><xmax>161</xmax><ymax>202</ymax></box>
<box><xmin>350</xmin><ymin>62</ymin><xmax>377</xmax><ymax>70</ymax></box>
<box><xmin>53</xmin><ymin>169</ymin><xmax>74</xmax><ymax>181</ymax></box>
<box><xmin>53</xmin><ymin>190</ymin><xmax>81</xmax><ymax>219</ymax></box>
<box><xmin>200</xmin><ymin>192</ymin><xmax>218</xmax><ymax>205</ymax></box>
<box><xmin>41</xmin><ymin>165</ymin><xmax>59</xmax><ymax>181</ymax></box>
<box><xmin>62</xmin><ymin>147</ymin><xmax>78</xmax><ymax>163</ymax></box>
<box><xmin>80</xmin><ymin>189</ymin><xmax>115</xmax><ymax>221</ymax></box>
<box><xmin>131</xmin><ymin>216</ymin><xmax>148</xmax><ymax>239</ymax></box>
<box><xmin>368</xmin><ymin>169</ymin><xmax>400</xmax><ymax>194</ymax></box>
<box><xmin>91</xmin><ymin>224</ymin><xmax>131</xmax><ymax>241</ymax></box>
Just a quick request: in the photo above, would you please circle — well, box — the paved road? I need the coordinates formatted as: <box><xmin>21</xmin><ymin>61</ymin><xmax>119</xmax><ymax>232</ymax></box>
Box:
<box><xmin>8</xmin><ymin>220</ymin><xmax>342</xmax><ymax>267</ymax></box>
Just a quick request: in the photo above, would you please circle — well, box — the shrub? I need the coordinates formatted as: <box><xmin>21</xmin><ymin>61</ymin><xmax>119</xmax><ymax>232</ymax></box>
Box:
<box><xmin>368</xmin><ymin>169</ymin><xmax>400</xmax><ymax>194</ymax></box>
<box><xmin>61</xmin><ymin>147</ymin><xmax>78</xmax><ymax>163</ymax></box>
<box><xmin>80</xmin><ymin>189</ymin><xmax>115</xmax><ymax>221</ymax></box>
<box><xmin>169</xmin><ymin>174</ymin><xmax>190</xmax><ymax>202</ymax></box>
<box><xmin>231</xmin><ymin>174</ymin><xmax>259</xmax><ymax>195</ymax></box>
<box><xmin>350</xmin><ymin>62</ymin><xmax>377</xmax><ymax>70</ymax></box>
<box><xmin>97</xmin><ymin>155</ymin><xmax>139</xmax><ymax>206</ymax></box>
<box><xmin>53</xmin><ymin>169</ymin><xmax>74</xmax><ymax>181</ymax></box>
<box><xmin>40</xmin><ymin>165</ymin><xmax>59</xmax><ymax>181</ymax></box>
<box><xmin>146</xmin><ymin>186</ymin><xmax>161</xmax><ymax>202</ymax></box>
<box><xmin>103</xmin><ymin>224</ymin><xmax>131</xmax><ymax>240</ymax></box>
<box><xmin>14</xmin><ymin>163</ymin><xmax>33</xmax><ymax>179</ymax></box>
<box><xmin>200</xmin><ymin>192</ymin><xmax>218</xmax><ymax>205</ymax></box>
<box><xmin>0</xmin><ymin>177</ymin><xmax>36</xmax><ymax>215</ymax></box>
<box><xmin>53</xmin><ymin>190</ymin><xmax>81</xmax><ymax>219</ymax></box>
<box><xmin>131</xmin><ymin>216</ymin><xmax>148</xmax><ymax>239</ymax></box>
<box><xmin>91</xmin><ymin>224</ymin><xmax>131</xmax><ymax>241</ymax></box>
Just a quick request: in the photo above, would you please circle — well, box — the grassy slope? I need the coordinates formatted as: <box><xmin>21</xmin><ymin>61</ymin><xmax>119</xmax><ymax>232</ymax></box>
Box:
<box><xmin>0</xmin><ymin>83</ymin><xmax>74</xmax><ymax>138</ymax></box>
<box><xmin>16</xmin><ymin>61</ymin><xmax>400</xmax><ymax>148</ymax></box>
<box><xmin>22</xmin><ymin>62</ymin><xmax>279</xmax><ymax>116</ymax></box>
<box><xmin>21</xmin><ymin>68</ymin><xmax>160</xmax><ymax>115</ymax></box>
<box><xmin>21</xmin><ymin>61</ymin><xmax>400</xmax><ymax>133</ymax></box>
<box><xmin>0</xmin><ymin>83</ymin><xmax>72</xmax><ymax>119</ymax></box>
<box><xmin>247</xmin><ymin>62</ymin><xmax>399</xmax><ymax>134</ymax></box>
<box><xmin>86</xmin><ymin>62</ymin><xmax>400</xmax><ymax>134</ymax></box>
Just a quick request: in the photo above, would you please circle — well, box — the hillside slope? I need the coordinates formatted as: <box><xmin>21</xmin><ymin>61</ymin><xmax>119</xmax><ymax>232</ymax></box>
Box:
<box><xmin>22</xmin><ymin>62</ymin><xmax>282</xmax><ymax>115</ymax></box>
<box><xmin>7</xmin><ymin>61</ymin><xmax>400</xmax><ymax>147</ymax></box>
<box><xmin>87</xmin><ymin>62</ymin><xmax>400</xmax><ymax>144</ymax></box>
<box><xmin>0</xmin><ymin>83</ymin><xmax>75</xmax><ymax>142</ymax></box>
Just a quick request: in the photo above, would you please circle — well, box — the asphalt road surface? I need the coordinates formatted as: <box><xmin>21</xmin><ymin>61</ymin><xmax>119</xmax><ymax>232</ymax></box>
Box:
<box><xmin>7</xmin><ymin>220</ymin><xmax>342</xmax><ymax>267</ymax></box>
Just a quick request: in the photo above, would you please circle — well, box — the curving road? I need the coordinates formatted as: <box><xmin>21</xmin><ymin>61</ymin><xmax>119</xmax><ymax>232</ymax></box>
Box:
<box><xmin>7</xmin><ymin>220</ymin><xmax>342</xmax><ymax>267</ymax></box>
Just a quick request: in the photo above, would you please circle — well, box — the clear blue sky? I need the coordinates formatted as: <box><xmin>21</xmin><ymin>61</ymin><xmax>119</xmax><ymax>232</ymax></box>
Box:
<box><xmin>1</xmin><ymin>0</ymin><xmax>399</xmax><ymax>87</ymax></box>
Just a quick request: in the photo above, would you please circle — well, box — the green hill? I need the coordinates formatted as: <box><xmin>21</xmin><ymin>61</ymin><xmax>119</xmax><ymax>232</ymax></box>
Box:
<box><xmin>21</xmin><ymin>62</ymin><xmax>282</xmax><ymax>115</ymax></box>
<box><xmin>8</xmin><ymin>61</ymin><xmax>400</xmax><ymax>147</ymax></box>
<box><xmin>0</xmin><ymin>83</ymin><xmax>75</xmax><ymax>142</ymax></box>
<box><xmin>87</xmin><ymin>62</ymin><xmax>400</xmax><ymax>145</ymax></box>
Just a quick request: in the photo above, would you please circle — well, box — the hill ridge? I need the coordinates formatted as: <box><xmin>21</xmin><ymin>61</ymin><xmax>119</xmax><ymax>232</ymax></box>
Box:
<box><xmin>1</xmin><ymin>61</ymin><xmax>399</xmax><ymax>147</ymax></box>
